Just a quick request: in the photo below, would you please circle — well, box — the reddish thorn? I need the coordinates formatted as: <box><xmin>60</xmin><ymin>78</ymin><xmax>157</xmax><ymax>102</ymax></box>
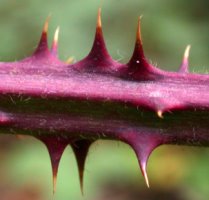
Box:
<box><xmin>129</xmin><ymin>16</ymin><xmax>145</xmax><ymax>63</ymax></box>
<box><xmin>91</xmin><ymin>7</ymin><xmax>104</xmax><ymax>50</ymax></box>
<box><xmin>127</xmin><ymin>16</ymin><xmax>155</xmax><ymax>78</ymax></box>
<box><xmin>51</xmin><ymin>26</ymin><xmax>60</xmax><ymax>55</ymax></box>
<box><xmin>71</xmin><ymin>140</ymin><xmax>92</xmax><ymax>195</ymax></box>
<box><xmin>34</xmin><ymin>16</ymin><xmax>51</xmax><ymax>55</ymax></box>
<box><xmin>83</xmin><ymin>7</ymin><xmax>112</xmax><ymax>69</ymax></box>
<box><xmin>38</xmin><ymin>136</ymin><xmax>68</xmax><ymax>194</ymax></box>
<box><xmin>136</xmin><ymin>16</ymin><xmax>143</xmax><ymax>46</ymax></box>
<box><xmin>43</xmin><ymin>15</ymin><xmax>51</xmax><ymax>34</ymax></box>
<box><xmin>134</xmin><ymin>148</ymin><xmax>151</xmax><ymax>188</ymax></box>
<box><xmin>125</xmin><ymin>134</ymin><xmax>162</xmax><ymax>188</ymax></box>
<box><xmin>179</xmin><ymin>45</ymin><xmax>191</xmax><ymax>73</ymax></box>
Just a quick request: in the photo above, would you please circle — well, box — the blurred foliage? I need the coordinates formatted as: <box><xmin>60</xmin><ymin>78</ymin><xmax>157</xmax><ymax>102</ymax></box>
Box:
<box><xmin>0</xmin><ymin>0</ymin><xmax>208</xmax><ymax>200</ymax></box>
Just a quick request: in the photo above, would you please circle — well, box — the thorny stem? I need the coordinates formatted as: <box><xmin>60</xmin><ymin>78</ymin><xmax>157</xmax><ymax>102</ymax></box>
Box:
<box><xmin>0</xmin><ymin>9</ymin><xmax>208</xmax><ymax>192</ymax></box>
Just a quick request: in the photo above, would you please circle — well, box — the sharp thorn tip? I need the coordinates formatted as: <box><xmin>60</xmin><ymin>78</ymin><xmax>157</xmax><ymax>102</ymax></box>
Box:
<box><xmin>54</xmin><ymin>26</ymin><xmax>60</xmax><ymax>43</ymax></box>
<box><xmin>136</xmin><ymin>17</ymin><xmax>142</xmax><ymax>43</ymax></box>
<box><xmin>51</xmin><ymin>26</ymin><xmax>60</xmax><ymax>52</ymax></box>
<box><xmin>43</xmin><ymin>15</ymin><xmax>51</xmax><ymax>34</ymax></box>
<box><xmin>157</xmin><ymin>110</ymin><xmax>163</xmax><ymax>118</ymax></box>
<box><xmin>184</xmin><ymin>45</ymin><xmax>191</xmax><ymax>60</ymax></box>
<box><xmin>53</xmin><ymin>175</ymin><xmax>57</xmax><ymax>194</ymax></box>
<box><xmin>97</xmin><ymin>8</ymin><xmax>102</xmax><ymax>28</ymax></box>
<box><xmin>179</xmin><ymin>44</ymin><xmax>191</xmax><ymax>73</ymax></box>
<box><xmin>141</xmin><ymin>162</ymin><xmax>150</xmax><ymax>188</ymax></box>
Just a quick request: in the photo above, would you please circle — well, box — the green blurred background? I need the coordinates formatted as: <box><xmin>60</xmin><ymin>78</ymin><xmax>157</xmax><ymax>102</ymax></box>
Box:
<box><xmin>0</xmin><ymin>0</ymin><xmax>208</xmax><ymax>199</ymax></box>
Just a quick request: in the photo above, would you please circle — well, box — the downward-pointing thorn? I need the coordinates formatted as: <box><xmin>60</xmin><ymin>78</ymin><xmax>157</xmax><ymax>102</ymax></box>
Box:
<box><xmin>157</xmin><ymin>110</ymin><xmax>163</xmax><ymax>118</ymax></box>
<box><xmin>53</xmin><ymin>175</ymin><xmax>57</xmax><ymax>194</ymax></box>
<box><xmin>71</xmin><ymin>140</ymin><xmax>92</xmax><ymax>195</ymax></box>
<box><xmin>37</xmin><ymin>136</ymin><xmax>68</xmax><ymax>194</ymax></box>
<box><xmin>140</xmin><ymin>161</ymin><xmax>150</xmax><ymax>188</ymax></box>
<box><xmin>179</xmin><ymin>45</ymin><xmax>191</xmax><ymax>73</ymax></box>
<box><xmin>124</xmin><ymin>133</ymin><xmax>163</xmax><ymax>189</ymax></box>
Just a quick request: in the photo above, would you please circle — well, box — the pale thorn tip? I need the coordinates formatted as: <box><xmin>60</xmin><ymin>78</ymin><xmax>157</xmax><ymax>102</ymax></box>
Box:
<box><xmin>179</xmin><ymin>45</ymin><xmax>191</xmax><ymax>73</ymax></box>
<box><xmin>43</xmin><ymin>15</ymin><xmax>51</xmax><ymax>34</ymax></box>
<box><xmin>184</xmin><ymin>45</ymin><xmax>191</xmax><ymax>60</ymax></box>
<box><xmin>144</xmin><ymin>172</ymin><xmax>150</xmax><ymax>188</ymax></box>
<box><xmin>136</xmin><ymin>16</ymin><xmax>143</xmax><ymax>44</ymax></box>
<box><xmin>66</xmin><ymin>57</ymin><xmax>74</xmax><ymax>64</ymax></box>
<box><xmin>157</xmin><ymin>110</ymin><xmax>163</xmax><ymax>118</ymax></box>
<box><xmin>97</xmin><ymin>8</ymin><xmax>102</xmax><ymax>28</ymax></box>
<box><xmin>53</xmin><ymin>175</ymin><xmax>57</xmax><ymax>194</ymax></box>
<box><xmin>141</xmin><ymin>162</ymin><xmax>150</xmax><ymax>188</ymax></box>
<box><xmin>54</xmin><ymin>26</ymin><xmax>60</xmax><ymax>44</ymax></box>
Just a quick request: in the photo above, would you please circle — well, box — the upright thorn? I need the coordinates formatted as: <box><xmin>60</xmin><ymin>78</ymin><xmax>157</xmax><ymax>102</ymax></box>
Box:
<box><xmin>51</xmin><ymin>26</ymin><xmax>60</xmax><ymax>54</ymax></box>
<box><xmin>133</xmin><ymin>16</ymin><xmax>145</xmax><ymax>58</ymax></box>
<box><xmin>184</xmin><ymin>45</ymin><xmax>191</xmax><ymax>60</ymax></box>
<box><xmin>136</xmin><ymin>16</ymin><xmax>143</xmax><ymax>46</ymax></box>
<box><xmin>94</xmin><ymin>7</ymin><xmax>103</xmax><ymax>41</ymax></box>
<box><xmin>43</xmin><ymin>15</ymin><xmax>50</xmax><ymax>34</ymax></box>
<box><xmin>34</xmin><ymin>15</ymin><xmax>51</xmax><ymax>54</ymax></box>
<box><xmin>71</xmin><ymin>140</ymin><xmax>92</xmax><ymax>195</ymax></box>
<box><xmin>97</xmin><ymin>8</ymin><xmax>102</xmax><ymax>30</ymax></box>
<box><xmin>179</xmin><ymin>45</ymin><xmax>191</xmax><ymax>73</ymax></box>
<box><xmin>81</xmin><ymin>7</ymin><xmax>113</xmax><ymax>70</ymax></box>
<box><xmin>127</xmin><ymin>16</ymin><xmax>152</xmax><ymax>76</ymax></box>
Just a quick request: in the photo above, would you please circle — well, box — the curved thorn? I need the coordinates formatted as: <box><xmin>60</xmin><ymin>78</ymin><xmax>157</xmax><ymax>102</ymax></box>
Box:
<box><xmin>179</xmin><ymin>45</ymin><xmax>191</xmax><ymax>73</ymax></box>
<box><xmin>134</xmin><ymin>147</ymin><xmax>151</xmax><ymax>188</ymax></box>
<box><xmin>51</xmin><ymin>26</ymin><xmax>60</xmax><ymax>54</ymax></box>
<box><xmin>140</xmin><ymin>160</ymin><xmax>150</xmax><ymax>188</ymax></box>
<box><xmin>124</xmin><ymin>133</ymin><xmax>163</xmax><ymax>188</ymax></box>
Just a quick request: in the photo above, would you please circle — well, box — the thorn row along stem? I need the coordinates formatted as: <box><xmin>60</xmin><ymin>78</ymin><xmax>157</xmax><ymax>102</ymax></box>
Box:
<box><xmin>0</xmin><ymin>9</ymin><xmax>208</xmax><ymax>193</ymax></box>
